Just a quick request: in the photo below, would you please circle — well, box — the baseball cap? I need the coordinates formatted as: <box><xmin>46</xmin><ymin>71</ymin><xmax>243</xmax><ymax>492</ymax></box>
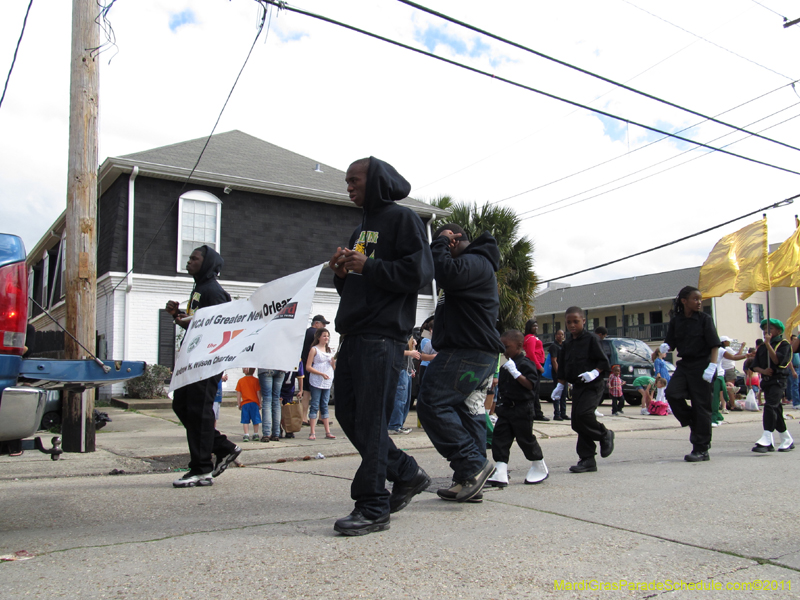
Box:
<box><xmin>312</xmin><ymin>314</ymin><xmax>330</xmax><ymax>324</ymax></box>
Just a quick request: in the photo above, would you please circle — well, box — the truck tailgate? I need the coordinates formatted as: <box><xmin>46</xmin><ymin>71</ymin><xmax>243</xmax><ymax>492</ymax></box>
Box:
<box><xmin>18</xmin><ymin>359</ymin><xmax>147</xmax><ymax>390</ymax></box>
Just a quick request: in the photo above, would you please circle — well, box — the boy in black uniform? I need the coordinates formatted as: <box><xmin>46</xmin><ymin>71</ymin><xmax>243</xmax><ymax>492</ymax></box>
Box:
<box><xmin>487</xmin><ymin>330</ymin><xmax>548</xmax><ymax>487</ymax></box>
<box><xmin>552</xmin><ymin>306</ymin><xmax>614</xmax><ymax>473</ymax></box>
<box><xmin>166</xmin><ymin>246</ymin><xmax>241</xmax><ymax>487</ymax></box>
<box><xmin>752</xmin><ymin>318</ymin><xmax>794</xmax><ymax>452</ymax></box>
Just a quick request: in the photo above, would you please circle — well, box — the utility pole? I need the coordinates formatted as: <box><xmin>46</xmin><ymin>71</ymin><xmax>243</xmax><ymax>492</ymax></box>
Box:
<box><xmin>63</xmin><ymin>0</ymin><xmax>99</xmax><ymax>452</ymax></box>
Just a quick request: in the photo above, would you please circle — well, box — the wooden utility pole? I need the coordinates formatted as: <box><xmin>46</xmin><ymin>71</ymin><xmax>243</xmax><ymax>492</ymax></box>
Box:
<box><xmin>63</xmin><ymin>0</ymin><xmax>99</xmax><ymax>452</ymax></box>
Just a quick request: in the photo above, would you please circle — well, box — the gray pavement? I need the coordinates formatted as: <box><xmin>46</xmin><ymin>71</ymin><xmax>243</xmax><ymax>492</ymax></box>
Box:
<box><xmin>2</xmin><ymin>401</ymin><xmax>800</xmax><ymax>599</ymax></box>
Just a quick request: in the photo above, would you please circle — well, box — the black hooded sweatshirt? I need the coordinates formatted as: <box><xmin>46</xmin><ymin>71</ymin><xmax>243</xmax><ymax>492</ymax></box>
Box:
<box><xmin>333</xmin><ymin>157</ymin><xmax>434</xmax><ymax>342</ymax></box>
<box><xmin>186</xmin><ymin>245</ymin><xmax>231</xmax><ymax>317</ymax></box>
<box><xmin>430</xmin><ymin>231</ymin><xmax>504</xmax><ymax>353</ymax></box>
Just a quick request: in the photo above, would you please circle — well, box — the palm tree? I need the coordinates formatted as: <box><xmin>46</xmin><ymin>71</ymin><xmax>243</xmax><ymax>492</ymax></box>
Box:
<box><xmin>428</xmin><ymin>196</ymin><xmax>537</xmax><ymax>332</ymax></box>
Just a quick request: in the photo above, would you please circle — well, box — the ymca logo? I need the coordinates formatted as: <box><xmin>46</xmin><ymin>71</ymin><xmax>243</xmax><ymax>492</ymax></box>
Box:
<box><xmin>208</xmin><ymin>329</ymin><xmax>244</xmax><ymax>354</ymax></box>
<box><xmin>274</xmin><ymin>302</ymin><xmax>298</xmax><ymax>320</ymax></box>
<box><xmin>187</xmin><ymin>335</ymin><xmax>202</xmax><ymax>353</ymax></box>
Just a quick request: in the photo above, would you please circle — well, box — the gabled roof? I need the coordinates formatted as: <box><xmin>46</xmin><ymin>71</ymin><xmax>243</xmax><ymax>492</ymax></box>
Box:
<box><xmin>98</xmin><ymin>130</ymin><xmax>449</xmax><ymax>217</ymax></box>
<box><xmin>534</xmin><ymin>266</ymin><xmax>701</xmax><ymax>313</ymax></box>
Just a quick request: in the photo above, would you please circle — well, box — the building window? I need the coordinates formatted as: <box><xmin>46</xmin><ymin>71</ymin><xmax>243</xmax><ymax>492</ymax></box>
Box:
<box><xmin>41</xmin><ymin>252</ymin><xmax>49</xmax><ymax>310</ymax></box>
<box><xmin>27</xmin><ymin>268</ymin><xmax>34</xmax><ymax>318</ymax></box>
<box><xmin>542</xmin><ymin>323</ymin><xmax>550</xmax><ymax>335</ymax></box>
<box><xmin>746</xmin><ymin>303</ymin><xmax>764</xmax><ymax>323</ymax></box>
<box><xmin>59</xmin><ymin>235</ymin><xmax>66</xmax><ymax>300</ymax></box>
<box><xmin>177</xmin><ymin>191</ymin><xmax>221</xmax><ymax>273</ymax></box>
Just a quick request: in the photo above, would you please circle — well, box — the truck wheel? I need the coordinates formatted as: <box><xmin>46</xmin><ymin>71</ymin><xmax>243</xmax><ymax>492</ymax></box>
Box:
<box><xmin>40</xmin><ymin>411</ymin><xmax>61</xmax><ymax>431</ymax></box>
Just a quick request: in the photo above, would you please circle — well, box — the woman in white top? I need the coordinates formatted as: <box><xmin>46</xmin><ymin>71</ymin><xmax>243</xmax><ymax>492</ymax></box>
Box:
<box><xmin>306</xmin><ymin>328</ymin><xmax>336</xmax><ymax>440</ymax></box>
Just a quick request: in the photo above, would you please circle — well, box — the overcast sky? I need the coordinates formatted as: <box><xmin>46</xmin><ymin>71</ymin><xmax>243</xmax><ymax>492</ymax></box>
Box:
<box><xmin>2</xmin><ymin>0</ymin><xmax>799</xmax><ymax>292</ymax></box>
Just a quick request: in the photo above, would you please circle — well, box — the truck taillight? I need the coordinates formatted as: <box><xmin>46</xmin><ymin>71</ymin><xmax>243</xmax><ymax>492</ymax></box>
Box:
<box><xmin>0</xmin><ymin>261</ymin><xmax>27</xmax><ymax>355</ymax></box>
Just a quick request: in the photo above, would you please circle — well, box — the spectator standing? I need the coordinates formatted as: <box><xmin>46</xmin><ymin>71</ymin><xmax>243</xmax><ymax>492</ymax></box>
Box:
<box><xmin>388</xmin><ymin>336</ymin><xmax>420</xmax><ymax>434</ymax></box>
<box><xmin>328</xmin><ymin>157</ymin><xmax>434</xmax><ymax>535</ymax></box>
<box><xmin>418</xmin><ymin>224</ymin><xmax>505</xmax><ymax>503</ymax></box>
<box><xmin>788</xmin><ymin>335</ymin><xmax>800</xmax><ymax>407</ymax></box>
<box><xmin>279</xmin><ymin>363</ymin><xmax>304</xmax><ymax>438</ymax></box>
<box><xmin>212</xmin><ymin>373</ymin><xmax>228</xmax><ymax>423</ymax></box>
<box><xmin>651</xmin><ymin>348</ymin><xmax>671</xmax><ymax>383</ymax></box>
<box><xmin>549</xmin><ymin>330</ymin><xmax>567</xmax><ymax>420</ymax></box>
<box><xmin>258</xmin><ymin>367</ymin><xmax>285</xmax><ymax>442</ymax></box>
<box><xmin>523</xmin><ymin>319</ymin><xmax>549</xmax><ymax>421</ymax></box>
<box><xmin>608</xmin><ymin>365</ymin><xmax>625</xmax><ymax>416</ymax></box>
<box><xmin>306</xmin><ymin>328</ymin><xmax>336</xmax><ymax>441</ymax></box>
<box><xmin>300</xmin><ymin>315</ymin><xmax>329</xmax><ymax>425</ymax></box>
<box><xmin>166</xmin><ymin>246</ymin><xmax>240</xmax><ymax>488</ymax></box>
<box><xmin>236</xmin><ymin>368</ymin><xmax>262</xmax><ymax>442</ymax></box>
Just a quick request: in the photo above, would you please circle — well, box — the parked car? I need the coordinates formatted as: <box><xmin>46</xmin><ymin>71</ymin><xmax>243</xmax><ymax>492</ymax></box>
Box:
<box><xmin>539</xmin><ymin>337</ymin><xmax>655</xmax><ymax>406</ymax></box>
<box><xmin>0</xmin><ymin>233</ymin><xmax>145</xmax><ymax>458</ymax></box>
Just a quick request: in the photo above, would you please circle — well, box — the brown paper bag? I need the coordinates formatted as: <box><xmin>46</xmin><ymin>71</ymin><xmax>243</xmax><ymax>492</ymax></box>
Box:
<box><xmin>281</xmin><ymin>402</ymin><xmax>303</xmax><ymax>433</ymax></box>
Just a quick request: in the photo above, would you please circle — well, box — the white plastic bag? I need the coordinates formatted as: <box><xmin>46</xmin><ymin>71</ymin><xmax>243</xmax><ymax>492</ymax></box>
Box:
<box><xmin>744</xmin><ymin>388</ymin><xmax>760</xmax><ymax>411</ymax></box>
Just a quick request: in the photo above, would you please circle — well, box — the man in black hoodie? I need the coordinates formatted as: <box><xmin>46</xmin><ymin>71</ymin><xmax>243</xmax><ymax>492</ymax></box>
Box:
<box><xmin>328</xmin><ymin>157</ymin><xmax>434</xmax><ymax>536</ymax></box>
<box><xmin>417</xmin><ymin>224</ymin><xmax>504</xmax><ymax>503</ymax></box>
<box><xmin>166</xmin><ymin>245</ymin><xmax>241</xmax><ymax>488</ymax></box>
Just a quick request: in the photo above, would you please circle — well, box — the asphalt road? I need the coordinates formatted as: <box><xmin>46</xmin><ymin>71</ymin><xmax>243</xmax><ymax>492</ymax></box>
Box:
<box><xmin>2</xmin><ymin>407</ymin><xmax>800</xmax><ymax>599</ymax></box>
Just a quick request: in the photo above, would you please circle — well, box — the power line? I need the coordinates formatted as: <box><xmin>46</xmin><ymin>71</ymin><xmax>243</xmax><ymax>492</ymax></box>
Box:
<box><xmin>516</xmin><ymin>102</ymin><xmax>800</xmax><ymax>220</ymax></box>
<box><xmin>488</xmin><ymin>80</ymin><xmax>800</xmax><ymax>206</ymax></box>
<box><xmin>262</xmin><ymin>1</ymin><xmax>800</xmax><ymax>178</ymax></box>
<box><xmin>538</xmin><ymin>194</ymin><xmax>798</xmax><ymax>285</ymax></box>
<box><xmin>0</xmin><ymin>0</ymin><xmax>34</xmax><ymax>110</ymax></box>
<box><xmin>622</xmin><ymin>0</ymin><xmax>794</xmax><ymax>80</ymax></box>
<box><xmin>109</xmin><ymin>3</ymin><xmax>273</xmax><ymax>297</ymax></box>
<box><xmin>749</xmin><ymin>0</ymin><xmax>788</xmax><ymax>20</ymax></box>
<box><xmin>398</xmin><ymin>0</ymin><xmax>800</xmax><ymax>154</ymax></box>
<box><xmin>520</xmin><ymin>108</ymin><xmax>800</xmax><ymax>221</ymax></box>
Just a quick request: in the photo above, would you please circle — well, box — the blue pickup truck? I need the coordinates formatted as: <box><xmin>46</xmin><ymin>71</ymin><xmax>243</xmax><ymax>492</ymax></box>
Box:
<box><xmin>0</xmin><ymin>233</ymin><xmax>145</xmax><ymax>458</ymax></box>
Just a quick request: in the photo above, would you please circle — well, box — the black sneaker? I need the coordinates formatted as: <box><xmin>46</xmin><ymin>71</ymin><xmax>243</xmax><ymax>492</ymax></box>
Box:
<box><xmin>172</xmin><ymin>471</ymin><xmax>213</xmax><ymax>488</ymax></box>
<box><xmin>334</xmin><ymin>510</ymin><xmax>390</xmax><ymax>536</ymax></box>
<box><xmin>536</xmin><ymin>415</ymin><xmax>550</xmax><ymax>421</ymax></box>
<box><xmin>684</xmin><ymin>450</ymin><xmax>710</xmax><ymax>462</ymax></box>
<box><xmin>456</xmin><ymin>459</ymin><xmax>495</xmax><ymax>502</ymax></box>
<box><xmin>751</xmin><ymin>444</ymin><xmax>774</xmax><ymax>453</ymax></box>
<box><xmin>600</xmin><ymin>430</ymin><xmax>615</xmax><ymax>458</ymax></box>
<box><xmin>437</xmin><ymin>481</ymin><xmax>483</xmax><ymax>502</ymax></box>
<box><xmin>389</xmin><ymin>468</ymin><xmax>432</xmax><ymax>514</ymax></box>
<box><xmin>569</xmin><ymin>457</ymin><xmax>597</xmax><ymax>473</ymax></box>
<box><xmin>212</xmin><ymin>445</ymin><xmax>242</xmax><ymax>478</ymax></box>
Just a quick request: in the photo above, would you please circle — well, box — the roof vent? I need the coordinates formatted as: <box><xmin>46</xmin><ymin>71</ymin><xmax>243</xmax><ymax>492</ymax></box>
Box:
<box><xmin>314</xmin><ymin>163</ymin><xmax>323</xmax><ymax>173</ymax></box>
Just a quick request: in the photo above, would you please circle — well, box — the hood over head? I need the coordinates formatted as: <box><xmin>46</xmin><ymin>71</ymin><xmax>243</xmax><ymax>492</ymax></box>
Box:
<box><xmin>194</xmin><ymin>245</ymin><xmax>224</xmax><ymax>283</ymax></box>
<box><xmin>364</xmin><ymin>157</ymin><xmax>411</xmax><ymax>213</ymax></box>
<box><xmin>463</xmin><ymin>231</ymin><xmax>501</xmax><ymax>272</ymax></box>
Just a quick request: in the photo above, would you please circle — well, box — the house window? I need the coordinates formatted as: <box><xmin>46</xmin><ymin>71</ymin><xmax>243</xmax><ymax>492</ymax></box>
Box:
<box><xmin>542</xmin><ymin>322</ymin><xmax>550</xmax><ymax>335</ymax></box>
<box><xmin>746</xmin><ymin>303</ymin><xmax>764</xmax><ymax>323</ymax></box>
<box><xmin>177</xmin><ymin>191</ymin><xmax>221</xmax><ymax>272</ymax></box>
<box><xmin>27</xmin><ymin>268</ymin><xmax>34</xmax><ymax>318</ymax></box>
<box><xmin>59</xmin><ymin>235</ymin><xmax>66</xmax><ymax>300</ymax></box>
<box><xmin>41</xmin><ymin>252</ymin><xmax>49</xmax><ymax>310</ymax></box>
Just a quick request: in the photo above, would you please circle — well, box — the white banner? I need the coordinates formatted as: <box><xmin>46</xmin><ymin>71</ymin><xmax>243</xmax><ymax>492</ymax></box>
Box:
<box><xmin>169</xmin><ymin>263</ymin><xmax>325</xmax><ymax>392</ymax></box>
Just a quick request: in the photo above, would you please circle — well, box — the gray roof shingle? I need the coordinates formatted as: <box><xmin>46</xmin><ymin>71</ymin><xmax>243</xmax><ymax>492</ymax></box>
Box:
<box><xmin>534</xmin><ymin>266</ymin><xmax>701</xmax><ymax>313</ymax></box>
<box><xmin>103</xmin><ymin>130</ymin><xmax>447</xmax><ymax>216</ymax></box>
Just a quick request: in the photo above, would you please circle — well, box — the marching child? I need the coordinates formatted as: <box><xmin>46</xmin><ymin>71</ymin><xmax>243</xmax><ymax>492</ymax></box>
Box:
<box><xmin>487</xmin><ymin>330</ymin><xmax>548</xmax><ymax>487</ymax></box>
<box><xmin>552</xmin><ymin>306</ymin><xmax>614</xmax><ymax>473</ymax></box>
<box><xmin>659</xmin><ymin>286</ymin><xmax>720</xmax><ymax>462</ymax></box>
<box><xmin>751</xmin><ymin>318</ymin><xmax>794</xmax><ymax>452</ymax></box>
<box><xmin>236</xmin><ymin>368</ymin><xmax>262</xmax><ymax>442</ymax></box>
<box><xmin>306</xmin><ymin>328</ymin><xmax>336</xmax><ymax>441</ymax></box>
<box><xmin>608</xmin><ymin>365</ymin><xmax>625</xmax><ymax>416</ymax></box>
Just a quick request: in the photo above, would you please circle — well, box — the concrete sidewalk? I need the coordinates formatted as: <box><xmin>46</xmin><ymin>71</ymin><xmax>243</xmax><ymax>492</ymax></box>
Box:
<box><xmin>0</xmin><ymin>398</ymin><xmax>784</xmax><ymax>481</ymax></box>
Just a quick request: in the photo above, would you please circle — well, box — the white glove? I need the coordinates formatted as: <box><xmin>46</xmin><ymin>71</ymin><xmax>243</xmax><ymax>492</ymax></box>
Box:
<box><xmin>578</xmin><ymin>369</ymin><xmax>600</xmax><ymax>383</ymax></box>
<box><xmin>502</xmin><ymin>358</ymin><xmax>522</xmax><ymax>379</ymax></box>
<box><xmin>659</xmin><ymin>343</ymin><xmax>670</xmax><ymax>355</ymax></box>
<box><xmin>551</xmin><ymin>383</ymin><xmax>564</xmax><ymax>401</ymax></box>
<box><xmin>702</xmin><ymin>363</ymin><xmax>717</xmax><ymax>382</ymax></box>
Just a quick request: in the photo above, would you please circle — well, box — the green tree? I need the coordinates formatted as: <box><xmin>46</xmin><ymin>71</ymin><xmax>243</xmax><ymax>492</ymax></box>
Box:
<box><xmin>429</xmin><ymin>196</ymin><xmax>537</xmax><ymax>332</ymax></box>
